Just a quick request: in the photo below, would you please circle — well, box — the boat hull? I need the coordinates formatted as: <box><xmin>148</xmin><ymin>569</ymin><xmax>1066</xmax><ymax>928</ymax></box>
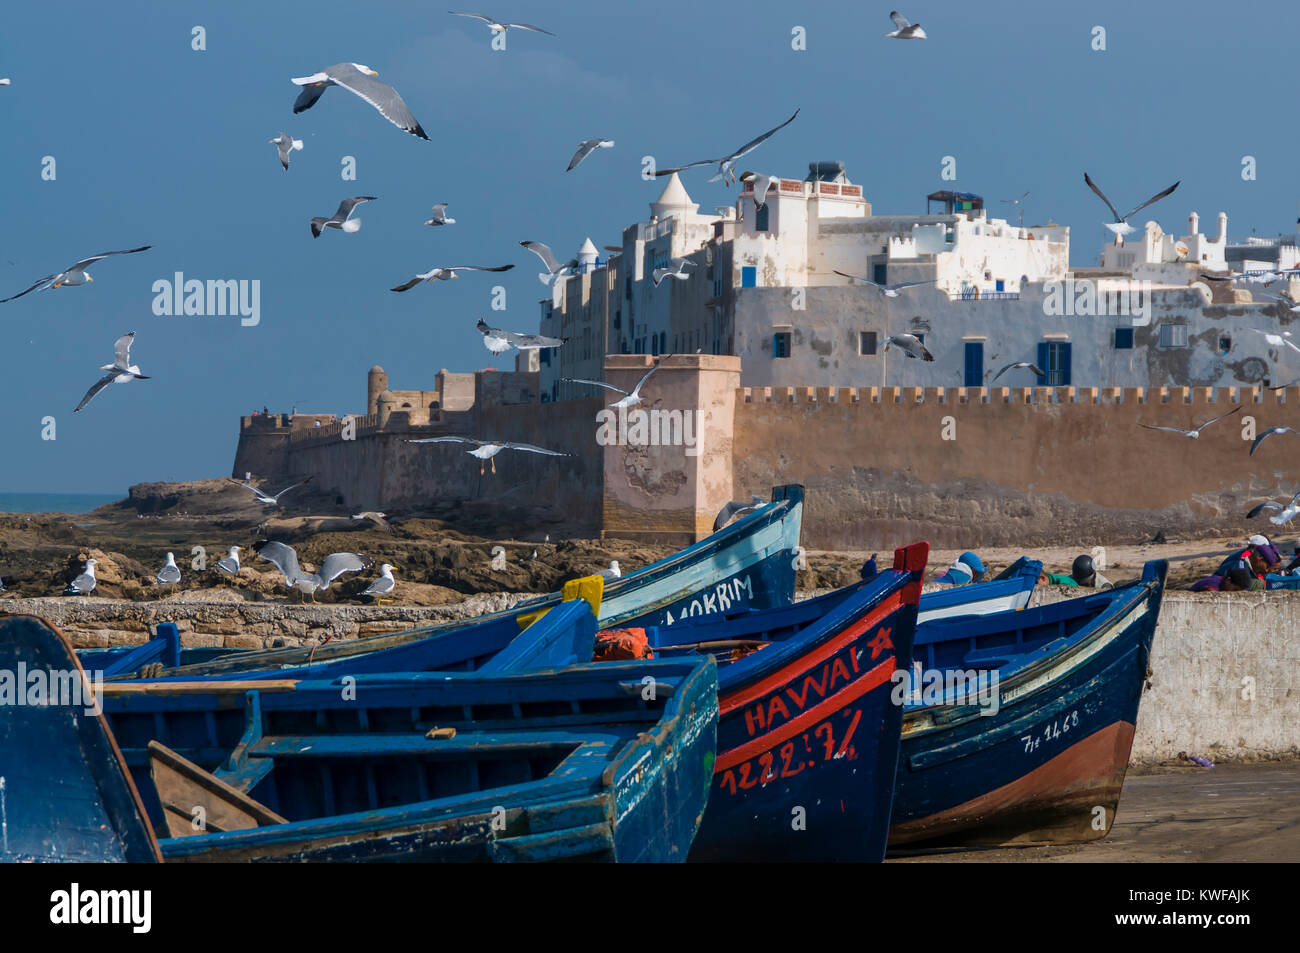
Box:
<box><xmin>889</xmin><ymin>561</ymin><xmax>1166</xmax><ymax>850</ymax></box>
<box><xmin>686</xmin><ymin>543</ymin><xmax>928</xmax><ymax>862</ymax></box>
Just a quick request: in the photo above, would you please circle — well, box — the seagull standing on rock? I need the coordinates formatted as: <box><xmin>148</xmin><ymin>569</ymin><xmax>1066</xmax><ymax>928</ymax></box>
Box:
<box><xmin>156</xmin><ymin>552</ymin><xmax>181</xmax><ymax>586</ymax></box>
<box><xmin>66</xmin><ymin>558</ymin><xmax>97</xmax><ymax>596</ymax></box>
<box><xmin>362</xmin><ymin>564</ymin><xmax>396</xmax><ymax>599</ymax></box>
<box><xmin>216</xmin><ymin>546</ymin><xmax>241</xmax><ymax>576</ymax></box>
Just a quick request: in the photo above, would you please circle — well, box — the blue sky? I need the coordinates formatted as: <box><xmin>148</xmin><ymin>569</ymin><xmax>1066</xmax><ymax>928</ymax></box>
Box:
<box><xmin>2</xmin><ymin>0</ymin><xmax>1296</xmax><ymax>493</ymax></box>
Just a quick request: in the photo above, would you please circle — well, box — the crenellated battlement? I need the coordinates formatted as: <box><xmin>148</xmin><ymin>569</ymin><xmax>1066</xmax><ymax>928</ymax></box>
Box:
<box><xmin>737</xmin><ymin>385</ymin><xmax>1297</xmax><ymax>406</ymax></box>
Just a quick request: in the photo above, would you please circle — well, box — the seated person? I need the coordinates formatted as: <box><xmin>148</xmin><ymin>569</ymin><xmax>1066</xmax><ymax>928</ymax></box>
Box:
<box><xmin>859</xmin><ymin>553</ymin><xmax>879</xmax><ymax>583</ymax></box>
<box><xmin>1190</xmin><ymin>567</ymin><xmax>1264</xmax><ymax>592</ymax></box>
<box><xmin>1039</xmin><ymin>570</ymin><xmax>1079</xmax><ymax>586</ymax></box>
<box><xmin>933</xmin><ymin>551</ymin><xmax>985</xmax><ymax>587</ymax></box>
<box><xmin>1213</xmin><ymin>535</ymin><xmax>1281</xmax><ymax>585</ymax></box>
<box><xmin>1069</xmin><ymin>554</ymin><xmax>1113</xmax><ymax>589</ymax></box>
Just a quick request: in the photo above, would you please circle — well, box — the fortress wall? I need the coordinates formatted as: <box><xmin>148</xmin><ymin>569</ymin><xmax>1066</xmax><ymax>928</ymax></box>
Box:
<box><xmin>266</xmin><ymin>397</ymin><xmax>607</xmax><ymax>534</ymax></box>
<box><xmin>601</xmin><ymin>355</ymin><xmax>742</xmax><ymax>543</ymax></box>
<box><xmin>732</xmin><ymin>384</ymin><xmax>1300</xmax><ymax>549</ymax></box>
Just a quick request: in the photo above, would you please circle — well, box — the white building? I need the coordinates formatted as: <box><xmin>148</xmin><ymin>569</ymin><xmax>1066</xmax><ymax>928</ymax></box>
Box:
<box><xmin>535</xmin><ymin>162</ymin><xmax>1299</xmax><ymax>396</ymax></box>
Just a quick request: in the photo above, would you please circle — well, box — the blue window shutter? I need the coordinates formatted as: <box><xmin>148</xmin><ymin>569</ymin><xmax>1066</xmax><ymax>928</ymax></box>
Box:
<box><xmin>964</xmin><ymin>342</ymin><xmax>983</xmax><ymax>387</ymax></box>
<box><xmin>741</xmin><ymin>266</ymin><xmax>756</xmax><ymax>287</ymax></box>
<box><xmin>1036</xmin><ymin>342</ymin><xmax>1049</xmax><ymax>385</ymax></box>
<box><xmin>1061</xmin><ymin>342</ymin><xmax>1072</xmax><ymax>386</ymax></box>
<box><xmin>756</xmin><ymin>205</ymin><xmax>769</xmax><ymax>232</ymax></box>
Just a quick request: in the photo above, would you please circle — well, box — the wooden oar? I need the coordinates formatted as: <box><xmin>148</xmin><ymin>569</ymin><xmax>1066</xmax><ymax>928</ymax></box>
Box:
<box><xmin>654</xmin><ymin>639</ymin><xmax>771</xmax><ymax>653</ymax></box>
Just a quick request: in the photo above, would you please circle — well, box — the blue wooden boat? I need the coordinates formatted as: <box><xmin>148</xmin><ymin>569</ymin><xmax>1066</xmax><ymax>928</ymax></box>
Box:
<box><xmin>0</xmin><ymin>615</ymin><xmax>161</xmax><ymax>862</ymax></box>
<box><xmin>627</xmin><ymin>542</ymin><xmax>930</xmax><ymax>861</ymax></box>
<box><xmin>108</xmin><ymin>484</ymin><xmax>804</xmax><ymax>682</ymax></box>
<box><xmin>6</xmin><ymin>608</ymin><xmax>719</xmax><ymax>863</ymax></box>
<box><xmin>918</xmin><ymin>556</ymin><xmax>1041</xmax><ymax>624</ymax></box>
<box><xmin>888</xmin><ymin>560</ymin><xmax>1169</xmax><ymax>850</ymax></box>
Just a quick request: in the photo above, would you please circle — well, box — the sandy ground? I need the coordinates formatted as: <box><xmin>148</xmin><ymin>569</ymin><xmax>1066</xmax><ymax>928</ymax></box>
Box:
<box><xmin>889</xmin><ymin>762</ymin><xmax>1300</xmax><ymax>863</ymax></box>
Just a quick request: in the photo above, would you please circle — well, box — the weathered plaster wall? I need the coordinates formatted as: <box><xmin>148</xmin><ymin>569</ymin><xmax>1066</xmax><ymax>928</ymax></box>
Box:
<box><xmin>1030</xmin><ymin>587</ymin><xmax>1299</xmax><ymax>763</ymax></box>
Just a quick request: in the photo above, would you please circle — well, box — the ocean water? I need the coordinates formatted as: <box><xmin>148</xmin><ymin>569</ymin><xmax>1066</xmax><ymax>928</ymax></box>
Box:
<box><xmin>0</xmin><ymin>492</ymin><xmax>121</xmax><ymax>514</ymax></box>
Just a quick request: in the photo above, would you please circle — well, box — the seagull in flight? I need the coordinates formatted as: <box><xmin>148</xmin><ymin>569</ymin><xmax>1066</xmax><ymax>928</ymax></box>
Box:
<box><xmin>226</xmin><ymin>476</ymin><xmax>314</xmax><ymax>505</ymax></box>
<box><xmin>74</xmin><ymin>332</ymin><xmax>150</xmax><ymax>412</ymax></box>
<box><xmin>654</xmin><ymin>109</ymin><xmax>800</xmax><ymax>185</ymax></box>
<box><xmin>520</xmin><ymin>240</ymin><xmax>578</xmax><ymax>285</ymax></box>
<box><xmin>290</xmin><ymin>63</ymin><xmax>428</xmax><ymax>140</ymax></box>
<box><xmin>352</xmin><ymin>511</ymin><xmax>393</xmax><ymax>531</ymax></box>
<box><xmin>254</xmin><ymin>540</ymin><xmax>369</xmax><ymax>602</ymax></box>
<box><xmin>713</xmin><ymin>495</ymin><xmax>766</xmax><ymax>532</ymax></box>
<box><xmin>312</xmin><ymin>196</ymin><xmax>376</xmax><ymax>237</ymax></box>
<box><xmin>562</xmin><ymin>356</ymin><xmax>672</xmax><ymax>409</ymax></box>
<box><xmin>992</xmin><ymin>361</ymin><xmax>1045</xmax><ymax>382</ymax></box>
<box><xmin>216</xmin><ymin>547</ymin><xmax>242</xmax><ymax>576</ymax></box>
<box><xmin>1260</xmin><ymin>290</ymin><xmax>1300</xmax><ymax>312</ymax></box>
<box><xmin>652</xmin><ymin>258</ymin><xmax>696</xmax><ymax>286</ymax></box>
<box><xmin>1084</xmin><ymin>173</ymin><xmax>1179</xmax><ymax>241</ymax></box>
<box><xmin>1</xmin><ymin>246</ymin><xmax>151</xmax><ymax>303</ymax></box>
<box><xmin>477</xmin><ymin>318</ymin><xmax>564</xmax><ymax>354</ymax></box>
<box><xmin>567</xmin><ymin>138</ymin><xmax>615</xmax><ymax>172</ymax></box>
<box><xmin>1139</xmin><ymin>405</ymin><xmax>1242</xmax><ymax>438</ymax></box>
<box><xmin>1268</xmin><ymin>377</ymin><xmax>1300</xmax><ymax>391</ymax></box>
<box><xmin>449</xmin><ymin>12</ymin><xmax>556</xmax><ymax>36</ymax></box>
<box><xmin>834</xmin><ymin>270</ymin><xmax>936</xmax><ymax>297</ymax></box>
<box><xmin>882</xmin><ymin>333</ymin><xmax>934</xmax><ymax>362</ymax></box>
<box><xmin>424</xmin><ymin>203</ymin><xmax>455</xmax><ymax>226</ymax></box>
<box><xmin>885</xmin><ymin>11</ymin><xmax>927</xmax><ymax>39</ymax></box>
<box><xmin>390</xmin><ymin>264</ymin><xmax>514</xmax><ymax>292</ymax></box>
<box><xmin>269</xmin><ymin>132</ymin><xmax>303</xmax><ymax>170</ymax></box>
<box><xmin>1247</xmin><ymin>490</ymin><xmax>1300</xmax><ymax>526</ymax></box>
<box><xmin>1250</xmin><ymin>426</ymin><xmax>1299</xmax><ymax>456</ymax></box>
<box><xmin>406</xmin><ymin>436</ymin><xmax>569</xmax><ymax>474</ymax></box>
<box><xmin>156</xmin><ymin>552</ymin><xmax>182</xmax><ymax>586</ymax></box>
<box><xmin>1249</xmin><ymin>328</ymin><xmax>1300</xmax><ymax>355</ymax></box>
<box><xmin>739</xmin><ymin>172</ymin><xmax>780</xmax><ymax>208</ymax></box>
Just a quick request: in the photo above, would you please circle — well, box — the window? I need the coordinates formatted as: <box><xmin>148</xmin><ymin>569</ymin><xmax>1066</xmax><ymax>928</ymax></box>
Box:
<box><xmin>773</xmin><ymin>331</ymin><xmax>792</xmax><ymax>358</ymax></box>
<box><xmin>873</xmin><ymin>263</ymin><xmax>888</xmax><ymax>285</ymax></box>
<box><xmin>755</xmin><ymin>205</ymin><xmax>770</xmax><ymax>232</ymax></box>
<box><xmin>741</xmin><ymin>266</ymin><xmax>756</xmax><ymax>287</ymax></box>
<box><xmin>1036</xmin><ymin>341</ymin><xmax>1072</xmax><ymax>385</ymax></box>
<box><xmin>1114</xmin><ymin>327</ymin><xmax>1134</xmax><ymax>349</ymax></box>
<box><xmin>859</xmin><ymin>331</ymin><xmax>878</xmax><ymax>355</ymax></box>
<box><xmin>963</xmin><ymin>342</ymin><xmax>984</xmax><ymax>386</ymax></box>
<box><xmin>1158</xmin><ymin>323</ymin><xmax>1188</xmax><ymax>348</ymax></box>
<box><xmin>1219</xmin><ymin>335</ymin><xmax>1232</xmax><ymax>355</ymax></box>
<box><xmin>995</xmin><ymin>279</ymin><xmax>1005</xmax><ymax>293</ymax></box>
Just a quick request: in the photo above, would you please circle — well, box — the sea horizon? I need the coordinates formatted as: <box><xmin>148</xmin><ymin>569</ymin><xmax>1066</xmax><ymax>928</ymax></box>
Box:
<box><xmin>0</xmin><ymin>491</ymin><xmax>122</xmax><ymax>514</ymax></box>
